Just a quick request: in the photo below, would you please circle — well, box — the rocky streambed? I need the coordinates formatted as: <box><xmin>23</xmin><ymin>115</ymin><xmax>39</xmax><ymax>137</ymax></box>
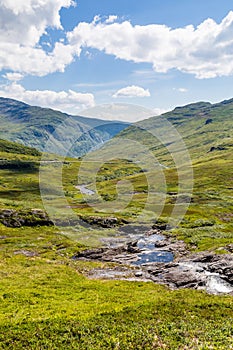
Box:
<box><xmin>73</xmin><ymin>226</ymin><xmax>233</xmax><ymax>295</ymax></box>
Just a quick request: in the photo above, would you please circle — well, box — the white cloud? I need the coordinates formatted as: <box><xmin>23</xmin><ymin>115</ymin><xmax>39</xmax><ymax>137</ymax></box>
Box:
<box><xmin>105</xmin><ymin>15</ymin><xmax>118</xmax><ymax>24</ymax></box>
<box><xmin>113</xmin><ymin>85</ymin><xmax>151</xmax><ymax>98</ymax></box>
<box><xmin>0</xmin><ymin>0</ymin><xmax>76</xmax><ymax>76</ymax></box>
<box><xmin>93</xmin><ymin>15</ymin><xmax>101</xmax><ymax>24</ymax></box>
<box><xmin>84</xmin><ymin>50</ymin><xmax>94</xmax><ymax>60</ymax></box>
<box><xmin>0</xmin><ymin>42</ymin><xmax>77</xmax><ymax>76</ymax></box>
<box><xmin>80</xmin><ymin>103</ymin><xmax>154</xmax><ymax>122</ymax></box>
<box><xmin>173</xmin><ymin>87</ymin><xmax>188</xmax><ymax>93</ymax></box>
<box><xmin>153</xmin><ymin>107</ymin><xmax>170</xmax><ymax>116</ymax></box>
<box><xmin>0</xmin><ymin>0</ymin><xmax>73</xmax><ymax>45</ymax></box>
<box><xmin>2</xmin><ymin>5</ymin><xmax>233</xmax><ymax>81</ymax></box>
<box><xmin>0</xmin><ymin>82</ymin><xmax>95</xmax><ymax>113</ymax></box>
<box><xmin>68</xmin><ymin>11</ymin><xmax>233</xmax><ymax>79</ymax></box>
<box><xmin>3</xmin><ymin>72</ymin><xmax>24</xmax><ymax>81</ymax></box>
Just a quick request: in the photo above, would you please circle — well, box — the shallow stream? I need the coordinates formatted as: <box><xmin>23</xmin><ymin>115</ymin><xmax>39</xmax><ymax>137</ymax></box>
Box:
<box><xmin>103</xmin><ymin>225</ymin><xmax>233</xmax><ymax>294</ymax></box>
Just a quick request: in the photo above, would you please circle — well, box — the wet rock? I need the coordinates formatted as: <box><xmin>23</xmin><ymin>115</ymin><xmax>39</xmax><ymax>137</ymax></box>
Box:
<box><xmin>73</xmin><ymin>240</ymin><xmax>142</xmax><ymax>263</ymax></box>
<box><xmin>154</xmin><ymin>241</ymin><xmax>167</xmax><ymax>248</ymax></box>
<box><xmin>126</xmin><ymin>241</ymin><xmax>141</xmax><ymax>253</ymax></box>
<box><xmin>72</xmin><ymin>230</ymin><xmax>233</xmax><ymax>295</ymax></box>
<box><xmin>145</xmin><ymin>262</ymin><xmax>178</xmax><ymax>276</ymax></box>
<box><xmin>205</xmin><ymin>255</ymin><xmax>233</xmax><ymax>284</ymax></box>
<box><xmin>152</xmin><ymin>222</ymin><xmax>172</xmax><ymax>231</ymax></box>
<box><xmin>134</xmin><ymin>271</ymin><xmax>143</xmax><ymax>277</ymax></box>
<box><xmin>191</xmin><ymin>253</ymin><xmax>217</xmax><ymax>263</ymax></box>
<box><xmin>145</xmin><ymin>228</ymin><xmax>161</xmax><ymax>236</ymax></box>
<box><xmin>154</xmin><ymin>237</ymin><xmax>188</xmax><ymax>257</ymax></box>
<box><xmin>73</xmin><ymin>245</ymin><xmax>138</xmax><ymax>264</ymax></box>
<box><xmin>162</xmin><ymin>268</ymin><xmax>200</xmax><ymax>288</ymax></box>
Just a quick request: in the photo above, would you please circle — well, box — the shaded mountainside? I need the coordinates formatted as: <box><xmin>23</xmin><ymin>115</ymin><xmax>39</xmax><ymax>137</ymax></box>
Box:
<box><xmin>0</xmin><ymin>138</ymin><xmax>41</xmax><ymax>156</ymax></box>
<box><xmin>0</xmin><ymin>97</ymin><xmax>129</xmax><ymax>157</ymax></box>
<box><xmin>0</xmin><ymin>138</ymin><xmax>41</xmax><ymax>171</ymax></box>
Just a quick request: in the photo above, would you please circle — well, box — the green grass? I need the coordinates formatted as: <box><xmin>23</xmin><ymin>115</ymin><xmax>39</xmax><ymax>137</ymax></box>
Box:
<box><xmin>0</xmin><ymin>224</ymin><xmax>232</xmax><ymax>350</ymax></box>
<box><xmin>0</xmin><ymin>104</ymin><xmax>233</xmax><ymax>349</ymax></box>
<box><xmin>1</xmin><ymin>136</ymin><xmax>233</xmax><ymax>250</ymax></box>
<box><xmin>0</xmin><ymin>139</ymin><xmax>41</xmax><ymax>156</ymax></box>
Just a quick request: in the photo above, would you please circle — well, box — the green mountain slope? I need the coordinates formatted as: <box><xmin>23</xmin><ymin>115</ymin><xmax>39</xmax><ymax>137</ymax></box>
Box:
<box><xmin>0</xmin><ymin>128</ymin><xmax>233</xmax><ymax>350</ymax></box>
<box><xmin>0</xmin><ymin>98</ymin><xmax>232</xmax><ymax>252</ymax></box>
<box><xmin>0</xmin><ymin>97</ymin><xmax>129</xmax><ymax>157</ymax></box>
<box><xmin>120</xmin><ymin>99</ymin><xmax>233</xmax><ymax>161</ymax></box>
<box><xmin>0</xmin><ymin>138</ymin><xmax>41</xmax><ymax>156</ymax></box>
<box><xmin>79</xmin><ymin>98</ymin><xmax>233</xmax><ymax>250</ymax></box>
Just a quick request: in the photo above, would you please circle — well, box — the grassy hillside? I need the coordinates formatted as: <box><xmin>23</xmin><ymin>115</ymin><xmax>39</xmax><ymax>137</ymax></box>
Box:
<box><xmin>0</xmin><ymin>106</ymin><xmax>233</xmax><ymax>349</ymax></box>
<box><xmin>0</xmin><ymin>138</ymin><xmax>41</xmax><ymax>156</ymax></box>
<box><xmin>0</xmin><ymin>97</ymin><xmax>129</xmax><ymax>157</ymax></box>
<box><xmin>1</xmin><ymin>223</ymin><xmax>232</xmax><ymax>349</ymax></box>
<box><xmin>120</xmin><ymin>99</ymin><xmax>233</xmax><ymax>162</ymax></box>
<box><xmin>65</xmin><ymin>98</ymin><xmax>233</xmax><ymax>251</ymax></box>
<box><xmin>1</xmin><ymin>97</ymin><xmax>233</xmax><ymax>250</ymax></box>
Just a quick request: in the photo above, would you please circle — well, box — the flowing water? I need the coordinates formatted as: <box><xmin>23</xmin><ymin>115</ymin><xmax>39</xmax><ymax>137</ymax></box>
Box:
<box><xmin>75</xmin><ymin>186</ymin><xmax>233</xmax><ymax>294</ymax></box>
<box><xmin>76</xmin><ymin>185</ymin><xmax>95</xmax><ymax>196</ymax></box>
<box><xmin>118</xmin><ymin>225</ymin><xmax>174</xmax><ymax>265</ymax></box>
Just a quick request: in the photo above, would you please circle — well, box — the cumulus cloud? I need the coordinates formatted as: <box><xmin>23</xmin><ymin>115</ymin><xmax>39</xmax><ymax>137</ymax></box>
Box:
<box><xmin>0</xmin><ymin>42</ymin><xmax>77</xmax><ymax>76</ymax></box>
<box><xmin>68</xmin><ymin>11</ymin><xmax>233</xmax><ymax>79</ymax></box>
<box><xmin>0</xmin><ymin>82</ymin><xmax>95</xmax><ymax>113</ymax></box>
<box><xmin>3</xmin><ymin>72</ymin><xmax>24</xmax><ymax>81</ymax></box>
<box><xmin>0</xmin><ymin>0</ymin><xmax>73</xmax><ymax>45</ymax></box>
<box><xmin>105</xmin><ymin>15</ymin><xmax>118</xmax><ymax>24</ymax></box>
<box><xmin>113</xmin><ymin>85</ymin><xmax>151</xmax><ymax>98</ymax></box>
<box><xmin>2</xmin><ymin>3</ymin><xmax>233</xmax><ymax>80</ymax></box>
<box><xmin>0</xmin><ymin>0</ymin><xmax>76</xmax><ymax>76</ymax></box>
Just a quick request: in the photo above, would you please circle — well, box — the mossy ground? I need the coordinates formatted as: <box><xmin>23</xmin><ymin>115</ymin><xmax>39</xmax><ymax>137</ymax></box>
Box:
<box><xmin>0</xmin><ymin>224</ymin><xmax>232</xmax><ymax>349</ymax></box>
<box><xmin>0</xmin><ymin>123</ymin><xmax>233</xmax><ymax>349</ymax></box>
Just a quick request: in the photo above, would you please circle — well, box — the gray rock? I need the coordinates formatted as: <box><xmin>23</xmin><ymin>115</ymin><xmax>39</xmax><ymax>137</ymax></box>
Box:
<box><xmin>72</xmin><ymin>231</ymin><xmax>233</xmax><ymax>295</ymax></box>
<box><xmin>0</xmin><ymin>209</ymin><xmax>54</xmax><ymax>228</ymax></box>
<box><xmin>162</xmin><ymin>269</ymin><xmax>200</xmax><ymax>287</ymax></box>
<box><xmin>14</xmin><ymin>250</ymin><xmax>37</xmax><ymax>257</ymax></box>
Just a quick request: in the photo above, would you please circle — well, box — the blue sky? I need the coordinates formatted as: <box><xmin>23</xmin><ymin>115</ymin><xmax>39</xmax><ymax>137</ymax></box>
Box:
<box><xmin>1</xmin><ymin>0</ymin><xmax>233</xmax><ymax>121</ymax></box>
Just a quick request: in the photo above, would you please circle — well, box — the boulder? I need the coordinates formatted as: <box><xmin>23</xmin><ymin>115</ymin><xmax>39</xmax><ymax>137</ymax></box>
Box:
<box><xmin>0</xmin><ymin>209</ymin><xmax>54</xmax><ymax>227</ymax></box>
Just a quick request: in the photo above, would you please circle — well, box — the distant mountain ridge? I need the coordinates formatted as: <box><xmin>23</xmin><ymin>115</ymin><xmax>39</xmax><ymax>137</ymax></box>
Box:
<box><xmin>1</xmin><ymin>96</ymin><xmax>233</xmax><ymax>159</ymax></box>
<box><xmin>117</xmin><ymin>97</ymin><xmax>233</xmax><ymax>163</ymax></box>
<box><xmin>0</xmin><ymin>97</ymin><xmax>129</xmax><ymax>157</ymax></box>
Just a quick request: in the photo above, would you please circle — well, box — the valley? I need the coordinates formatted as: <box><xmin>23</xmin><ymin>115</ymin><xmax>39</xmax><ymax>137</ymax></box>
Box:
<box><xmin>0</xmin><ymin>98</ymin><xmax>233</xmax><ymax>349</ymax></box>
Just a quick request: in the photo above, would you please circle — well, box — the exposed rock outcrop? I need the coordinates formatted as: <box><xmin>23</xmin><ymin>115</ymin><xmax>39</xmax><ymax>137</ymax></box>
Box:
<box><xmin>0</xmin><ymin>209</ymin><xmax>54</xmax><ymax>227</ymax></box>
<box><xmin>80</xmin><ymin>216</ymin><xmax>129</xmax><ymax>228</ymax></box>
<box><xmin>73</xmin><ymin>232</ymin><xmax>233</xmax><ymax>295</ymax></box>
